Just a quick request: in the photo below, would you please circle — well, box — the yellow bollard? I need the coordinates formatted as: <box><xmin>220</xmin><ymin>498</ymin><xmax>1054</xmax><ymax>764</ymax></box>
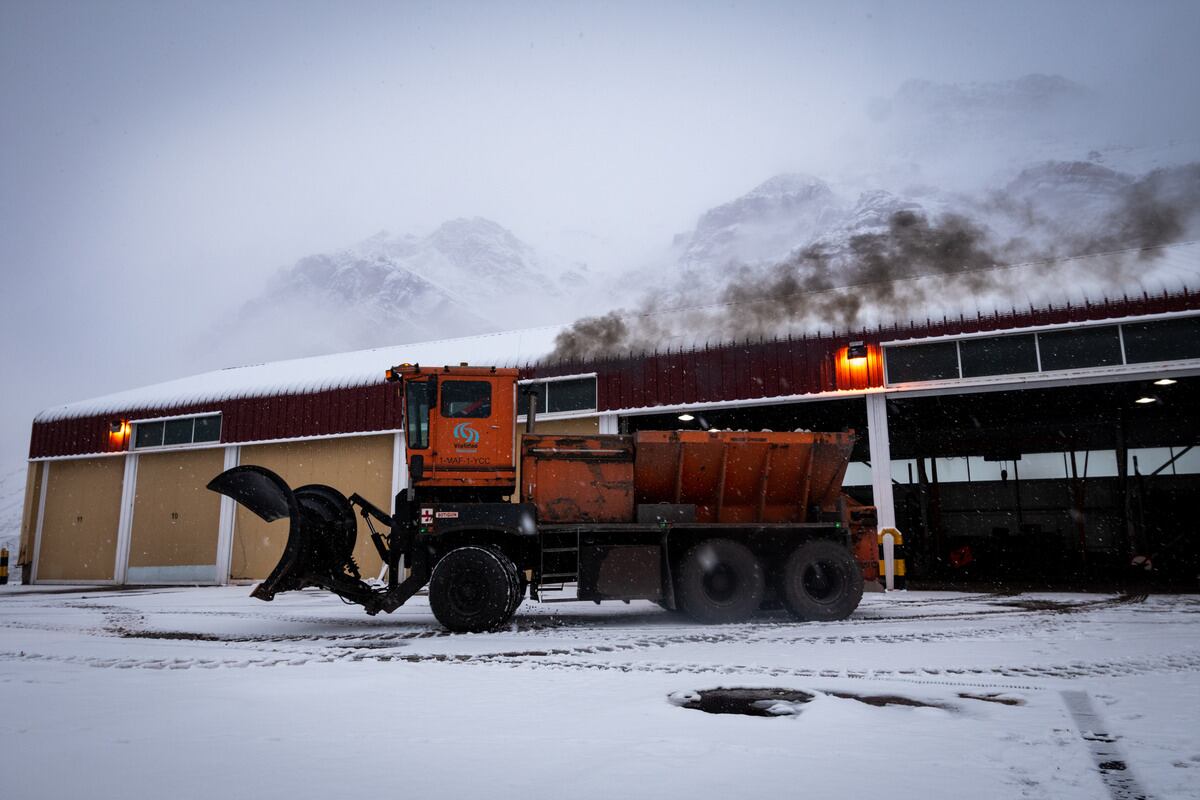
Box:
<box><xmin>877</xmin><ymin>529</ymin><xmax>906</xmax><ymax>591</ymax></box>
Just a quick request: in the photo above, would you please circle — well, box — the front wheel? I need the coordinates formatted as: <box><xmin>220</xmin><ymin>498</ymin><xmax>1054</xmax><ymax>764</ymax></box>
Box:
<box><xmin>780</xmin><ymin>540</ymin><xmax>863</xmax><ymax>621</ymax></box>
<box><xmin>676</xmin><ymin>539</ymin><xmax>765</xmax><ymax>624</ymax></box>
<box><xmin>429</xmin><ymin>546</ymin><xmax>518</xmax><ymax>632</ymax></box>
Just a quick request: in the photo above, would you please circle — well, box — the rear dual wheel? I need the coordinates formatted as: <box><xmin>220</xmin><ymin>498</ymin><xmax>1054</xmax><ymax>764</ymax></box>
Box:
<box><xmin>429</xmin><ymin>546</ymin><xmax>520</xmax><ymax>633</ymax></box>
<box><xmin>676</xmin><ymin>539</ymin><xmax>765</xmax><ymax>624</ymax></box>
<box><xmin>779</xmin><ymin>540</ymin><xmax>863</xmax><ymax>621</ymax></box>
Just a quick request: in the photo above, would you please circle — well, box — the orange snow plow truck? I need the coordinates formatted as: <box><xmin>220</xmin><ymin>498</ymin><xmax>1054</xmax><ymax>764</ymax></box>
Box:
<box><xmin>208</xmin><ymin>364</ymin><xmax>878</xmax><ymax>632</ymax></box>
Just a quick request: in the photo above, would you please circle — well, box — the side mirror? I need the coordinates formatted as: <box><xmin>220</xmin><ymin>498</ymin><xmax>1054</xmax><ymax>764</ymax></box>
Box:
<box><xmin>409</xmin><ymin>454</ymin><xmax>425</xmax><ymax>483</ymax></box>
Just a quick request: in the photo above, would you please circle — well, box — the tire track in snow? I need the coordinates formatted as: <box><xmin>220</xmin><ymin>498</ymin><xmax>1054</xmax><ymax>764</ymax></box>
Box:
<box><xmin>4</xmin><ymin>646</ymin><xmax>1198</xmax><ymax>692</ymax></box>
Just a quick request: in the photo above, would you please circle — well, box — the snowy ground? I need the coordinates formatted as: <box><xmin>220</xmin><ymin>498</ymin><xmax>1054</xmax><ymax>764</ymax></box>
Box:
<box><xmin>1</xmin><ymin>587</ymin><xmax>1198</xmax><ymax>800</ymax></box>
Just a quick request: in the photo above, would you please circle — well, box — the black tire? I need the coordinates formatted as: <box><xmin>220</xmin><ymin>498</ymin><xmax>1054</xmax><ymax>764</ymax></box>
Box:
<box><xmin>676</xmin><ymin>539</ymin><xmax>765</xmax><ymax>624</ymax></box>
<box><xmin>429</xmin><ymin>546</ymin><xmax>517</xmax><ymax>632</ymax></box>
<box><xmin>502</xmin><ymin>559</ymin><xmax>527</xmax><ymax>619</ymax></box>
<box><xmin>780</xmin><ymin>540</ymin><xmax>864</xmax><ymax>621</ymax></box>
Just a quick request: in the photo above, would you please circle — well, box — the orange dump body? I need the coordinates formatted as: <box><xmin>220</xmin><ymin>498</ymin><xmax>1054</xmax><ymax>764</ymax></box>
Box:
<box><xmin>633</xmin><ymin>430</ymin><xmax>855</xmax><ymax>523</ymax></box>
<box><xmin>521</xmin><ymin>434</ymin><xmax>635</xmax><ymax>523</ymax></box>
<box><xmin>521</xmin><ymin>429</ymin><xmax>857</xmax><ymax>526</ymax></box>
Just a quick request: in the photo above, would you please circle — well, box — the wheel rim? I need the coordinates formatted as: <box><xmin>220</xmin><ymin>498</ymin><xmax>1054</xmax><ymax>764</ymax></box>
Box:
<box><xmin>702</xmin><ymin>563</ymin><xmax>740</xmax><ymax>606</ymax></box>
<box><xmin>801</xmin><ymin>559</ymin><xmax>845</xmax><ymax>604</ymax></box>
<box><xmin>447</xmin><ymin>566</ymin><xmax>488</xmax><ymax>616</ymax></box>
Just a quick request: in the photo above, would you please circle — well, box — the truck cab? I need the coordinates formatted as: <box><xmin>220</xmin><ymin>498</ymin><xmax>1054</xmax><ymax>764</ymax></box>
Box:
<box><xmin>388</xmin><ymin>364</ymin><xmax>519</xmax><ymax>500</ymax></box>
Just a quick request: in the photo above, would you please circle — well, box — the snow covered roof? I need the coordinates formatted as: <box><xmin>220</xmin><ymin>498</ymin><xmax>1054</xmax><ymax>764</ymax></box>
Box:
<box><xmin>33</xmin><ymin>241</ymin><xmax>1200</xmax><ymax>425</ymax></box>
<box><xmin>36</xmin><ymin>325</ymin><xmax>566</xmax><ymax>423</ymax></box>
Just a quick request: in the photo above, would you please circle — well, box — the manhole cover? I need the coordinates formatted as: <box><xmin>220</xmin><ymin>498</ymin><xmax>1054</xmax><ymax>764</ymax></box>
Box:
<box><xmin>668</xmin><ymin>688</ymin><xmax>815</xmax><ymax>717</ymax></box>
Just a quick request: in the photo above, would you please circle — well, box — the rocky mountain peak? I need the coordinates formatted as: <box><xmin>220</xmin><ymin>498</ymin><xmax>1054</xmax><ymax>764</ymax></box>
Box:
<box><xmin>679</xmin><ymin>174</ymin><xmax>841</xmax><ymax>270</ymax></box>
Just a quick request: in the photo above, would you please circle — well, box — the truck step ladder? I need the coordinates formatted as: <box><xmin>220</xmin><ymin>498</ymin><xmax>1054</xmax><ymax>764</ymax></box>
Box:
<box><xmin>537</xmin><ymin>529</ymin><xmax>580</xmax><ymax>601</ymax></box>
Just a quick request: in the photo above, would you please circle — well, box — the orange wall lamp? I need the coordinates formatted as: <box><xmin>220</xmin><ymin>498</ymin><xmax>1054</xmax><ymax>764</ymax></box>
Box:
<box><xmin>835</xmin><ymin>341</ymin><xmax>884</xmax><ymax>391</ymax></box>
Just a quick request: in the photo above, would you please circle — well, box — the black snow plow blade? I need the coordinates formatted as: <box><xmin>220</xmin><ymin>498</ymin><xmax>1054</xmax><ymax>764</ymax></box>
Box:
<box><xmin>207</xmin><ymin>465</ymin><xmax>421</xmax><ymax>614</ymax></box>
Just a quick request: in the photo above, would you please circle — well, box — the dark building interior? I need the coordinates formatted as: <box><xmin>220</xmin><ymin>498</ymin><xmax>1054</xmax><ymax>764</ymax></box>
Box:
<box><xmin>620</xmin><ymin>376</ymin><xmax>1199</xmax><ymax>587</ymax></box>
<box><xmin>887</xmin><ymin>376</ymin><xmax>1199</xmax><ymax>585</ymax></box>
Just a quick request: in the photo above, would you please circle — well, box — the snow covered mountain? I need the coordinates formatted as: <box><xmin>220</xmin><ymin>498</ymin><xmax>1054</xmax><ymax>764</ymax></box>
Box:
<box><xmin>675</xmin><ymin>158</ymin><xmax>1199</xmax><ymax>278</ymax></box>
<box><xmin>219</xmin><ymin>217</ymin><xmax>595</xmax><ymax>364</ymax></box>
<box><xmin>676</xmin><ymin>174</ymin><xmax>842</xmax><ymax>272</ymax></box>
<box><xmin>674</xmin><ymin>174</ymin><xmax>941</xmax><ymax>276</ymax></box>
<box><xmin>551</xmin><ymin>156</ymin><xmax>1200</xmax><ymax>360</ymax></box>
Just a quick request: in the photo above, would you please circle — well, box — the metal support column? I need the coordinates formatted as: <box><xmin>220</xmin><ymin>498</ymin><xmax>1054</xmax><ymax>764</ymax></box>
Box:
<box><xmin>214</xmin><ymin>445</ymin><xmax>240</xmax><ymax>585</ymax></box>
<box><xmin>388</xmin><ymin>431</ymin><xmax>408</xmax><ymax>579</ymax></box>
<box><xmin>390</xmin><ymin>431</ymin><xmax>407</xmax><ymax>511</ymax></box>
<box><xmin>113</xmin><ymin>453</ymin><xmax>139</xmax><ymax>585</ymax></box>
<box><xmin>865</xmin><ymin>393</ymin><xmax>896</xmax><ymax>531</ymax></box>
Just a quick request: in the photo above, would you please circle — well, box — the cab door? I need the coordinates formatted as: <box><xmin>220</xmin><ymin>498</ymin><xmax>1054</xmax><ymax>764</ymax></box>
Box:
<box><xmin>433</xmin><ymin>377</ymin><xmax>513</xmax><ymax>473</ymax></box>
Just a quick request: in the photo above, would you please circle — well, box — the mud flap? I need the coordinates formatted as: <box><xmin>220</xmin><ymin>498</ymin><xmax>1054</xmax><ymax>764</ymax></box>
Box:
<box><xmin>207</xmin><ymin>465</ymin><xmax>361</xmax><ymax>602</ymax></box>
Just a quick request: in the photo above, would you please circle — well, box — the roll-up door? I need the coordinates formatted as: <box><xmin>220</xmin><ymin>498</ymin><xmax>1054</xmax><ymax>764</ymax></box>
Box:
<box><xmin>36</xmin><ymin>457</ymin><xmax>124</xmax><ymax>582</ymax></box>
<box><xmin>232</xmin><ymin>435</ymin><xmax>393</xmax><ymax>581</ymax></box>
<box><xmin>127</xmin><ymin>448</ymin><xmax>225</xmax><ymax>583</ymax></box>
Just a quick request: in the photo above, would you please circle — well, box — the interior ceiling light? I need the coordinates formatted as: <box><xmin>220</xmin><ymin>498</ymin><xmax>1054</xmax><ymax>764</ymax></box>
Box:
<box><xmin>677</xmin><ymin>413</ymin><xmax>695</xmax><ymax>421</ymax></box>
<box><xmin>1135</xmin><ymin>396</ymin><xmax>1157</xmax><ymax>405</ymax></box>
<box><xmin>1154</xmin><ymin>378</ymin><xmax>1177</xmax><ymax>386</ymax></box>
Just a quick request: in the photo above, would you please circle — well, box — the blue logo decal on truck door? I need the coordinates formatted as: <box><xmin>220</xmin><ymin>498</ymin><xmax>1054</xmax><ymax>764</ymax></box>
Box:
<box><xmin>453</xmin><ymin>422</ymin><xmax>480</xmax><ymax>447</ymax></box>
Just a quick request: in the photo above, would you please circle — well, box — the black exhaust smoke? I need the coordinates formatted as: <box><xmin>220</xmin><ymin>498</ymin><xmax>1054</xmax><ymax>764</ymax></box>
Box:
<box><xmin>547</xmin><ymin>162</ymin><xmax>1200</xmax><ymax>363</ymax></box>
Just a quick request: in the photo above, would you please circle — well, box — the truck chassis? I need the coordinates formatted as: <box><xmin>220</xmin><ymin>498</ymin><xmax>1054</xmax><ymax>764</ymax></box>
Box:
<box><xmin>209</xmin><ymin>465</ymin><xmax>865</xmax><ymax>632</ymax></box>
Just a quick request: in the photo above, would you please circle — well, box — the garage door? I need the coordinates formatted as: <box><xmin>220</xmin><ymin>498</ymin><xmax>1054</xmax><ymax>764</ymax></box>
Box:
<box><xmin>127</xmin><ymin>448</ymin><xmax>225</xmax><ymax>583</ymax></box>
<box><xmin>36</xmin><ymin>457</ymin><xmax>124</xmax><ymax>582</ymax></box>
<box><xmin>232</xmin><ymin>435</ymin><xmax>393</xmax><ymax>581</ymax></box>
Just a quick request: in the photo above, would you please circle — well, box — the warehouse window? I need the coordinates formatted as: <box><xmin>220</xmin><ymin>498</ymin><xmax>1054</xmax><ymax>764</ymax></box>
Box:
<box><xmin>522</xmin><ymin>376</ymin><xmax>597</xmax><ymax>414</ymax></box>
<box><xmin>547</xmin><ymin>377</ymin><xmax>596</xmax><ymax>413</ymax></box>
<box><xmin>959</xmin><ymin>334</ymin><xmax>1038</xmax><ymax>378</ymax></box>
<box><xmin>133</xmin><ymin>415</ymin><xmax>221</xmax><ymax>449</ymax></box>
<box><xmin>884</xmin><ymin>342</ymin><xmax>960</xmax><ymax>384</ymax></box>
<box><xmin>1121</xmin><ymin>317</ymin><xmax>1200</xmax><ymax>364</ymax></box>
<box><xmin>193</xmin><ymin>416</ymin><xmax>221</xmax><ymax>442</ymax></box>
<box><xmin>1037</xmin><ymin>326</ymin><xmax>1122</xmax><ymax>371</ymax></box>
<box><xmin>441</xmin><ymin>380</ymin><xmax>492</xmax><ymax>418</ymax></box>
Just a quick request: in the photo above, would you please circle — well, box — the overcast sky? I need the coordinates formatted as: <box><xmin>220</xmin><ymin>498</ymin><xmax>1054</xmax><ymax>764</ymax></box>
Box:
<box><xmin>1</xmin><ymin>0</ymin><xmax>1198</xmax><ymax>465</ymax></box>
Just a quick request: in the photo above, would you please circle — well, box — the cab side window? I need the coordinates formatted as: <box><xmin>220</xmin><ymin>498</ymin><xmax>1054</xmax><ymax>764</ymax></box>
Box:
<box><xmin>406</xmin><ymin>379</ymin><xmax>433</xmax><ymax>449</ymax></box>
<box><xmin>441</xmin><ymin>380</ymin><xmax>492</xmax><ymax>418</ymax></box>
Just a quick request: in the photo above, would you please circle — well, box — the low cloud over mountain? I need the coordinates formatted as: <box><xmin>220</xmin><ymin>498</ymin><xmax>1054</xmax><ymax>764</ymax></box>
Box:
<box><xmin>215</xmin><ymin>217</ymin><xmax>595</xmax><ymax>364</ymax></box>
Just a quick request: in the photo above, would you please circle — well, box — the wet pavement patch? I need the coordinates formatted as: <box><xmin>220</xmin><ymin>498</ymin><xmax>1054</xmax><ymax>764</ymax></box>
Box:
<box><xmin>117</xmin><ymin>629</ymin><xmax>224</xmax><ymax>642</ymax></box>
<box><xmin>958</xmin><ymin>692</ymin><xmax>1025</xmax><ymax>706</ymax></box>
<box><xmin>669</xmin><ymin>688</ymin><xmax>958</xmax><ymax>716</ymax></box>
<box><xmin>995</xmin><ymin>599</ymin><xmax>1080</xmax><ymax>612</ymax></box>
<box><xmin>669</xmin><ymin>688</ymin><xmax>815</xmax><ymax>716</ymax></box>
<box><xmin>827</xmin><ymin>691</ymin><xmax>950</xmax><ymax>709</ymax></box>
